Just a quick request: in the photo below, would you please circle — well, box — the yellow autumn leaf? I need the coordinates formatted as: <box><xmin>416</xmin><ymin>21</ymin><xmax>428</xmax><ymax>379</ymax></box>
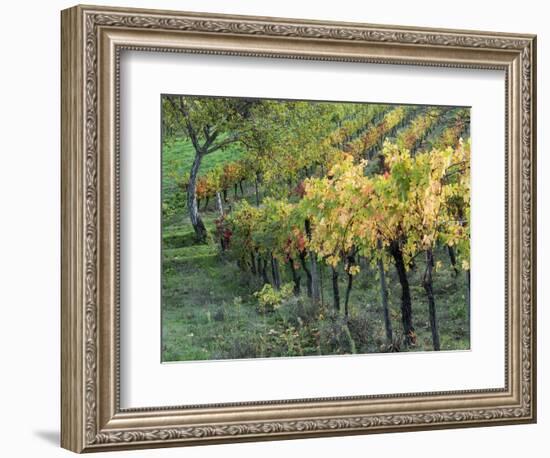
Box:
<box><xmin>348</xmin><ymin>265</ymin><xmax>361</xmax><ymax>276</ymax></box>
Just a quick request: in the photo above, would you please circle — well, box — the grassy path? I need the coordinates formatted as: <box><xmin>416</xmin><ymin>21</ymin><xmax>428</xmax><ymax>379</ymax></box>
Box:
<box><xmin>162</xmin><ymin>216</ymin><xmax>257</xmax><ymax>361</ymax></box>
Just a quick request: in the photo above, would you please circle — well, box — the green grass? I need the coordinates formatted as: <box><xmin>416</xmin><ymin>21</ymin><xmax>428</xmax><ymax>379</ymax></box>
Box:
<box><xmin>162</xmin><ymin>137</ymin><xmax>245</xmax><ymax>197</ymax></box>
<box><xmin>162</xmin><ymin>214</ymin><xmax>261</xmax><ymax>361</ymax></box>
<box><xmin>162</xmin><ymin>227</ymin><xmax>198</xmax><ymax>249</ymax></box>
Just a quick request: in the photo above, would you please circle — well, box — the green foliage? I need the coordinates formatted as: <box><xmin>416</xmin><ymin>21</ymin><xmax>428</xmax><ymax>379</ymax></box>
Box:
<box><xmin>254</xmin><ymin>283</ymin><xmax>294</xmax><ymax>313</ymax></box>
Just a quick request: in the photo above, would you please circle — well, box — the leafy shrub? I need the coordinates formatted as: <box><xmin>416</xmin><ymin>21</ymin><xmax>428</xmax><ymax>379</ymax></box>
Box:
<box><xmin>279</xmin><ymin>326</ymin><xmax>303</xmax><ymax>356</ymax></box>
<box><xmin>254</xmin><ymin>283</ymin><xmax>294</xmax><ymax>313</ymax></box>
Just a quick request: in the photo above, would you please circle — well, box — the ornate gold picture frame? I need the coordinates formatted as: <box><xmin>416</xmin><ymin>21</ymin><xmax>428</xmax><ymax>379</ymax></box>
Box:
<box><xmin>61</xmin><ymin>4</ymin><xmax>536</xmax><ymax>453</ymax></box>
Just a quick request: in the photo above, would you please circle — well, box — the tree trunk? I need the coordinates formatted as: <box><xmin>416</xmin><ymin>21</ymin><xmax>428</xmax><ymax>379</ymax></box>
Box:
<box><xmin>377</xmin><ymin>240</ymin><xmax>393</xmax><ymax>344</ymax></box>
<box><xmin>250</xmin><ymin>251</ymin><xmax>257</xmax><ymax>275</ymax></box>
<box><xmin>187</xmin><ymin>152</ymin><xmax>208</xmax><ymax>242</ymax></box>
<box><xmin>299</xmin><ymin>251</ymin><xmax>312</xmax><ymax>297</ymax></box>
<box><xmin>215</xmin><ymin>192</ymin><xmax>224</xmax><ymax>217</ymax></box>
<box><xmin>331</xmin><ymin>266</ymin><xmax>340</xmax><ymax>312</ymax></box>
<box><xmin>215</xmin><ymin>192</ymin><xmax>226</xmax><ymax>251</ymax></box>
<box><xmin>422</xmin><ymin>248</ymin><xmax>440</xmax><ymax>351</ymax></box>
<box><xmin>254</xmin><ymin>175</ymin><xmax>260</xmax><ymax>206</ymax></box>
<box><xmin>447</xmin><ymin>245</ymin><xmax>459</xmax><ymax>276</ymax></box>
<box><xmin>288</xmin><ymin>258</ymin><xmax>301</xmax><ymax>295</ymax></box>
<box><xmin>344</xmin><ymin>265</ymin><xmax>354</xmax><ymax>319</ymax></box>
<box><xmin>222</xmin><ymin>189</ymin><xmax>228</xmax><ymax>203</ymax></box>
<box><xmin>234</xmin><ymin>183</ymin><xmax>238</xmax><ymax>198</ymax></box>
<box><xmin>343</xmin><ymin>253</ymin><xmax>357</xmax><ymax>319</ymax></box>
<box><xmin>389</xmin><ymin>240</ymin><xmax>415</xmax><ymax>346</ymax></box>
<box><xmin>319</xmin><ymin>263</ymin><xmax>324</xmax><ymax>305</ymax></box>
<box><xmin>203</xmin><ymin>197</ymin><xmax>209</xmax><ymax>211</ymax></box>
<box><xmin>260</xmin><ymin>256</ymin><xmax>270</xmax><ymax>285</ymax></box>
<box><xmin>239</xmin><ymin>179</ymin><xmax>245</xmax><ymax>195</ymax></box>
<box><xmin>310</xmin><ymin>252</ymin><xmax>320</xmax><ymax>305</ymax></box>
<box><xmin>305</xmin><ymin>219</ymin><xmax>320</xmax><ymax>306</ymax></box>
<box><xmin>270</xmin><ymin>253</ymin><xmax>281</xmax><ymax>290</ymax></box>
<box><xmin>275</xmin><ymin>258</ymin><xmax>281</xmax><ymax>289</ymax></box>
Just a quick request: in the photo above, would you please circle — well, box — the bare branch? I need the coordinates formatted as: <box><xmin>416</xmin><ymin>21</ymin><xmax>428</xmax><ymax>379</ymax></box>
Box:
<box><xmin>203</xmin><ymin>127</ymin><xmax>220</xmax><ymax>151</ymax></box>
<box><xmin>205</xmin><ymin>135</ymin><xmax>240</xmax><ymax>155</ymax></box>
<box><xmin>167</xmin><ymin>96</ymin><xmax>202</xmax><ymax>153</ymax></box>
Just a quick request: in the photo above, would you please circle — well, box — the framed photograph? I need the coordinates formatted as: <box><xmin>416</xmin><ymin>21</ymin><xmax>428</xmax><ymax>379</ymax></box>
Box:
<box><xmin>61</xmin><ymin>4</ymin><xmax>537</xmax><ymax>453</ymax></box>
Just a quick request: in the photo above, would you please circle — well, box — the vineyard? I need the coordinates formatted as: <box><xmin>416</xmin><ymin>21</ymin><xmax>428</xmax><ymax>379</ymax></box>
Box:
<box><xmin>161</xmin><ymin>96</ymin><xmax>471</xmax><ymax>362</ymax></box>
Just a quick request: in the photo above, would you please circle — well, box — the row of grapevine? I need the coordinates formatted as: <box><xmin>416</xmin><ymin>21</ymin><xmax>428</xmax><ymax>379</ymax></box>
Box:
<box><xmin>181</xmin><ymin>104</ymin><xmax>434</xmax><ymax>212</ymax></box>
<box><xmin>192</xmin><ymin>102</ymin><xmax>389</xmax><ymax>209</ymax></box>
<box><xmin>393</xmin><ymin>107</ymin><xmax>446</xmax><ymax>153</ymax></box>
<box><xmin>424</xmin><ymin>108</ymin><xmax>470</xmax><ymax>151</ymax></box>
<box><xmin>329</xmin><ymin>104</ymin><xmax>391</xmax><ymax>146</ymax></box>
<box><xmin>343</xmin><ymin>106</ymin><xmax>420</xmax><ymax>160</ymax></box>
<box><xmin>194</xmin><ymin>160</ymin><xmax>250</xmax><ymax>209</ymax></box>
<box><xmin>196</xmin><ymin>103</ymin><xmax>414</xmax><ymax>209</ymax></box>
<box><xmin>221</xmin><ymin>140</ymin><xmax>470</xmax><ymax>350</ymax></box>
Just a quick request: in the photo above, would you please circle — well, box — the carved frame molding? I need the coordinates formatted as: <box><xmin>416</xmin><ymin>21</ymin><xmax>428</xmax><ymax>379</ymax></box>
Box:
<box><xmin>61</xmin><ymin>4</ymin><xmax>536</xmax><ymax>453</ymax></box>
